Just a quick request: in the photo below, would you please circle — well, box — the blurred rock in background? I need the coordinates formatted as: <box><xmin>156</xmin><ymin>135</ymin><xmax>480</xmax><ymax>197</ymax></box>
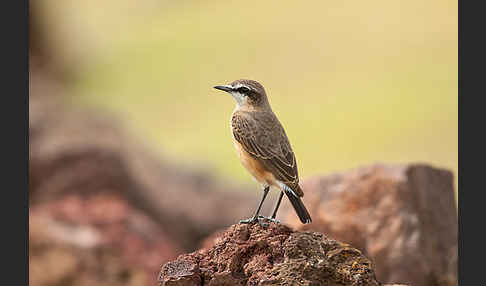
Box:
<box><xmin>281</xmin><ymin>164</ymin><xmax>458</xmax><ymax>286</ymax></box>
<box><xmin>30</xmin><ymin>194</ymin><xmax>182</xmax><ymax>286</ymax></box>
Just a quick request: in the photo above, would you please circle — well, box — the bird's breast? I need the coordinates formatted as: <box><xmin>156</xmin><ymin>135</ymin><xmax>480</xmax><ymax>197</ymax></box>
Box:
<box><xmin>232</xmin><ymin>138</ymin><xmax>277</xmax><ymax>187</ymax></box>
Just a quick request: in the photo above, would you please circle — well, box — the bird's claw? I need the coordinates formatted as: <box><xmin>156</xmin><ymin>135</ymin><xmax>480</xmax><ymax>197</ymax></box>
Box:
<box><xmin>239</xmin><ymin>217</ymin><xmax>259</xmax><ymax>224</ymax></box>
<box><xmin>259</xmin><ymin>216</ymin><xmax>281</xmax><ymax>224</ymax></box>
<box><xmin>239</xmin><ymin>215</ymin><xmax>279</xmax><ymax>227</ymax></box>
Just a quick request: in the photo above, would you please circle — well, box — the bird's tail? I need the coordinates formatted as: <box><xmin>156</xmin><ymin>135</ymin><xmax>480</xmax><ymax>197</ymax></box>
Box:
<box><xmin>283</xmin><ymin>185</ymin><xmax>312</xmax><ymax>224</ymax></box>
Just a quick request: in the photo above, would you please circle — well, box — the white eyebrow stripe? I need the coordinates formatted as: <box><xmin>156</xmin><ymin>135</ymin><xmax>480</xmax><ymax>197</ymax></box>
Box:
<box><xmin>233</xmin><ymin>83</ymin><xmax>253</xmax><ymax>91</ymax></box>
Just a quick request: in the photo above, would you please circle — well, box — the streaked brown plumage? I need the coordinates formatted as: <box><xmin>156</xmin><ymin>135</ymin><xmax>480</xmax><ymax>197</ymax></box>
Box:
<box><xmin>214</xmin><ymin>79</ymin><xmax>312</xmax><ymax>224</ymax></box>
<box><xmin>231</xmin><ymin>110</ymin><xmax>304</xmax><ymax>197</ymax></box>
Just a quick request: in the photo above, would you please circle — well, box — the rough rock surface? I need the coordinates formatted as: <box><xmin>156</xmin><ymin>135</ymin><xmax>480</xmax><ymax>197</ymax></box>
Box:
<box><xmin>29</xmin><ymin>193</ymin><xmax>182</xmax><ymax>286</ymax></box>
<box><xmin>159</xmin><ymin>222</ymin><xmax>388</xmax><ymax>286</ymax></box>
<box><xmin>29</xmin><ymin>91</ymin><xmax>265</xmax><ymax>251</ymax></box>
<box><xmin>280</xmin><ymin>164</ymin><xmax>457</xmax><ymax>286</ymax></box>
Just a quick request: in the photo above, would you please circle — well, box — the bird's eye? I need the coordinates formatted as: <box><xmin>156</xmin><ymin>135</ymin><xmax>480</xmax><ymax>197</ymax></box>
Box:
<box><xmin>237</xmin><ymin>86</ymin><xmax>250</xmax><ymax>94</ymax></box>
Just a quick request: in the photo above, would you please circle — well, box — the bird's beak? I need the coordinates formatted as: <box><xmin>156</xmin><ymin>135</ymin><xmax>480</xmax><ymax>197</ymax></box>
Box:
<box><xmin>213</xmin><ymin>85</ymin><xmax>233</xmax><ymax>93</ymax></box>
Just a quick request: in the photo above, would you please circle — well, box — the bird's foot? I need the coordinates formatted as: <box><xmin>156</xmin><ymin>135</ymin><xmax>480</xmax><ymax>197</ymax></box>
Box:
<box><xmin>239</xmin><ymin>216</ymin><xmax>259</xmax><ymax>224</ymax></box>
<box><xmin>259</xmin><ymin>216</ymin><xmax>281</xmax><ymax>224</ymax></box>
<box><xmin>239</xmin><ymin>216</ymin><xmax>273</xmax><ymax>227</ymax></box>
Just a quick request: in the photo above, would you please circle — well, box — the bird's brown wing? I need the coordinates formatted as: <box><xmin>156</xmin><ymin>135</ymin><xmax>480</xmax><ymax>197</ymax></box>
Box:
<box><xmin>231</xmin><ymin>111</ymin><xmax>303</xmax><ymax>196</ymax></box>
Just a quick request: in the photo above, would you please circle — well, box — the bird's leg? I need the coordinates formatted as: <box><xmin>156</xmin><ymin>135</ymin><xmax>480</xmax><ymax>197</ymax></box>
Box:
<box><xmin>270</xmin><ymin>191</ymin><xmax>284</xmax><ymax>221</ymax></box>
<box><xmin>239</xmin><ymin>186</ymin><xmax>269</xmax><ymax>224</ymax></box>
<box><xmin>258</xmin><ymin>191</ymin><xmax>284</xmax><ymax>224</ymax></box>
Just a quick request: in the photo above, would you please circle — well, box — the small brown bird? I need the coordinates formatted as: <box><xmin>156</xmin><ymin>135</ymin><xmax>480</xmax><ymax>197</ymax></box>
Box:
<box><xmin>214</xmin><ymin>79</ymin><xmax>312</xmax><ymax>224</ymax></box>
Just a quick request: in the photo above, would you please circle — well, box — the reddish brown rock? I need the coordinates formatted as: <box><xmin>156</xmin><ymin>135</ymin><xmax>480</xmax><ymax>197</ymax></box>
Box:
<box><xmin>29</xmin><ymin>193</ymin><xmax>182</xmax><ymax>286</ymax></box>
<box><xmin>159</xmin><ymin>222</ymin><xmax>394</xmax><ymax>286</ymax></box>
<box><xmin>280</xmin><ymin>164</ymin><xmax>458</xmax><ymax>286</ymax></box>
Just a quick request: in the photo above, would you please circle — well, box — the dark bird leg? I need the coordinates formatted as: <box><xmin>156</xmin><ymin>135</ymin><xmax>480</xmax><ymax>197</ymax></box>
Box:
<box><xmin>255</xmin><ymin>191</ymin><xmax>284</xmax><ymax>224</ymax></box>
<box><xmin>270</xmin><ymin>191</ymin><xmax>284</xmax><ymax>220</ymax></box>
<box><xmin>258</xmin><ymin>191</ymin><xmax>283</xmax><ymax>224</ymax></box>
<box><xmin>240</xmin><ymin>186</ymin><xmax>269</xmax><ymax>224</ymax></box>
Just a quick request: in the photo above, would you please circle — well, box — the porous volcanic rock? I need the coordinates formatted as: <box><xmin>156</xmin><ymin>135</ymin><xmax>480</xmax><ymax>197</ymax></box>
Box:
<box><xmin>159</xmin><ymin>222</ymin><xmax>387</xmax><ymax>286</ymax></box>
<box><xmin>280</xmin><ymin>164</ymin><xmax>457</xmax><ymax>286</ymax></box>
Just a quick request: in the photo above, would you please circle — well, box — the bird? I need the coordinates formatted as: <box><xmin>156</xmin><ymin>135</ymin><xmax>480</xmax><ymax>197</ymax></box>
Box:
<box><xmin>214</xmin><ymin>79</ymin><xmax>312</xmax><ymax>225</ymax></box>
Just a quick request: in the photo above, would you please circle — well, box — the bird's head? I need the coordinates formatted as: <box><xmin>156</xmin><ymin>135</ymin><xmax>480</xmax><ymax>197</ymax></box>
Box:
<box><xmin>214</xmin><ymin>79</ymin><xmax>270</xmax><ymax>110</ymax></box>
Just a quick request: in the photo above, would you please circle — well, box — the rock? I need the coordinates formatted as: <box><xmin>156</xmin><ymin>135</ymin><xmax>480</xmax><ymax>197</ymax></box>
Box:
<box><xmin>29</xmin><ymin>193</ymin><xmax>182</xmax><ymax>286</ymax></box>
<box><xmin>158</xmin><ymin>222</ymin><xmax>394</xmax><ymax>286</ymax></box>
<box><xmin>280</xmin><ymin>164</ymin><xmax>457</xmax><ymax>286</ymax></box>
<box><xmin>29</xmin><ymin>93</ymin><xmax>265</xmax><ymax>251</ymax></box>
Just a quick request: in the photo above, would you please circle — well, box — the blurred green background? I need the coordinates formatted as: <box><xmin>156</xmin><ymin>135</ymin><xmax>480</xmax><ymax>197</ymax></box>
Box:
<box><xmin>36</xmin><ymin>0</ymin><xmax>457</xmax><ymax>195</ymax></box>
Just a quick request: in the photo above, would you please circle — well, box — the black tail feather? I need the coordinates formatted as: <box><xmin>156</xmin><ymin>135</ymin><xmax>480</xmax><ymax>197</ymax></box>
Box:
<box><xmin>284</xmin><ymin>190</ymin><xmax>312</xmax><ymax>224</ymax></box>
